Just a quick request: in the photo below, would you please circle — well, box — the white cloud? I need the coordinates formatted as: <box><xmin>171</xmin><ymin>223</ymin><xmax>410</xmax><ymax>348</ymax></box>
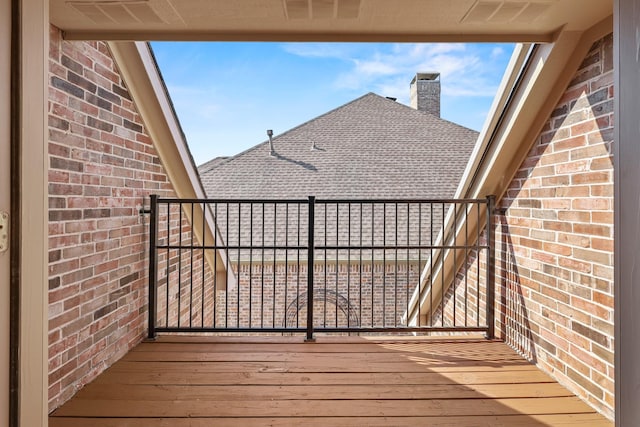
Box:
<box><xmin>154</xmin><ymin>41</ymin><xmax>516</xmax><ymax>161</ymax></box>
<box><xmin>491</xmin><ymin>46</ymin><xmax>505</xmax><ymax>59</ymax></box>
<box><xmin>315</xmin><ymin>42</ymin><xmax>510</xmax><ymax>101</ymax></box>
<box><xmin>280</xmin><ymin>43</ymin><xmax>363</xmax><ymax>59</ymax></box>
<box><xmin>166</xmin><ymin>84</ymin><xmax>223</xmax><ymax>120</ymax></box>
<box><xmin>279</xmin><ymin>40</ymin><xmax>513</xmax><ymax>103</ymax></box>
<box><xmin>354</xmin><ymin>58</ymin><xmax>398</xmax><ymax>76</ymax></box>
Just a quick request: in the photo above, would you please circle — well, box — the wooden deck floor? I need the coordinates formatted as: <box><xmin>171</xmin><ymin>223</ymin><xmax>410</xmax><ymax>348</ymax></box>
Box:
<box><xmin>49</xmin><ymin>335</ymin><xmax>613</xmax><ymax>426</ymax></box>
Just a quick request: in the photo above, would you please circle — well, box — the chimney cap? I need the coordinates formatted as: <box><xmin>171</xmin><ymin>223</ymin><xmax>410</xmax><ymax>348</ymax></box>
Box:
<box><xmin>410</xmin><ymin>72</ymin><xmax>440</xmax><ymax>85</ymax></box>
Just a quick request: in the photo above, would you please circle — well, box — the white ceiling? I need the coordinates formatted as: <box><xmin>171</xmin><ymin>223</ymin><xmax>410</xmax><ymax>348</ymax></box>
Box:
<box><xmin>51</xmin><ymin>0</ymin><xmax>613</xmax><ymax>41</ymax></box>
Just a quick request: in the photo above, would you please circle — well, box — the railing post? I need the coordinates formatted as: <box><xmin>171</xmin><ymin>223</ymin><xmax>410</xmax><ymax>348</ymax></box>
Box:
<box><xmin>485</xmin><ymin>195</ymin><xmax>496</xmax><ymax>340</ymax></box>
<box><xmin>306</xmin><ymin>196</ymin><xmax>315</xmax><ymax>342</ymax></box>
<box><xmin>148</xmin><ymin>194</ymin><xmax>158</xmax><ymax>340</ymax></box>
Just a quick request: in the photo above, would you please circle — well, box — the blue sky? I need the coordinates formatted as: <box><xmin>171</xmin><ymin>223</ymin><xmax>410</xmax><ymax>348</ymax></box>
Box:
<box><xmin>151</xmin><ymin>42</ymin><xmax>515</xmax><ymax>165</ymax></box>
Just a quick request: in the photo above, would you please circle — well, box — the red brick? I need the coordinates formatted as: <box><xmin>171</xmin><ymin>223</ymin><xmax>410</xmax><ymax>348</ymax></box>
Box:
<box><xmin>542</xmin><ymin>242</ymin><xmax>572</xmax><ymax>256</ymax></box>
<box><xmin>572</xmin><ymin>198</ymin><xmax>610</xmax><ymax>211</ymax></box>
<box><xmin>591</xmin><ymin>184</ymin><xmax>613</xmax><ymax>197</ymax></box>
<box><xmin>572</xmin><ymin>296</ymin><xmax>611</xmax><ymax>320</ymax></box>
<box><xmin>570</xmin><ymin>120</ymin><xmax>599</xmax><ymax>136</ymax></box>
<box><xmin>556</xmin><ymin>159</ymin><xmax>588</xmax><ymax>173</ymax></box>
<box><xmin>555</xmin><ymin>185</ymin><xmax>589</xmax><ymax>197</ymax></box>
<box><xmin>573</xmin><ymin>223</ymin><xmax>611</xmax><ymax>237</ymax></box>
<box><xmin>591</xmin><ymin>211</ymin><xmax>613</xmax><ymax>224</ymax></box>
<box><xmin>593</xmin><ymin>291</ymin><xmax>614</xmax><ymax>308</ymax></box>
<box><xmin>571</xmin><ymin>171</ymin><xmax>610</xmax><ymax>185</ymax></box>
<box><xmin>590</xmin><ymin>156</ymin><xmax>613</xmax><ymax>170</ymax></box>
<box><xmin>557</xmin><ymin>210</ymin><xmax>590</xmax><ymax>222</ymax></box>
<box><xmin>592</xmin><ymin>237</ymin><xmax>613</xmax><ymax>252</ymax></box>
<box><xmin>558</xmin><ymin>83</ymin><xmax>588</xmax><ymax>104</ymax></box>
<box><xmin>557</xmin><ymin>233</ymin><xmax>590</xmax><ymax>248</ymax></box>
<box><xmin>558</xmin><ymin>256</ymin><xmax>592</xmax><ymax>273</ymax></box>
<box><xmin>553</xmin><ymin>135</ymin><xmax>587</xmax><ymax>152</ymax></box>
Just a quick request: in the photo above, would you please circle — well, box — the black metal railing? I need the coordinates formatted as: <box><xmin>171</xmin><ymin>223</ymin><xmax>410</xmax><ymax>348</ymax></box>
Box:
<box><xmin>147</xmin><ymin>195</ymin><xmax>495</xmax><ymax>340</ymax></box>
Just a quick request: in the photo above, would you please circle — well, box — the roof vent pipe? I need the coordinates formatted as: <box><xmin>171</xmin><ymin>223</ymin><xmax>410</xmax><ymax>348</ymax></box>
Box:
<box><xmin>267</xmin><ymin>129</ymin><xmax>275</xmax><ymax>156</ymax></box>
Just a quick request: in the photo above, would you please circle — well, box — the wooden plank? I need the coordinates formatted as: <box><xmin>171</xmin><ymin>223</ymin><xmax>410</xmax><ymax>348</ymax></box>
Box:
<box><xmin>49</xmin><ymin>413</ymin><xmax>614</xmax><ymax>427</ymax></box>
<box><xmin>91</xmin><ymin>369</ymin><xmax>557</xmax><ymax>386</ymax></box>
<box><xmin>151</xmin><ymin>334</ymin><xmax>488</xmax><ymax>344</ymax></box>
<box><xmin>107</xmin><ymin>360</ymin><xmax>538</xmax><ymax>374</ymax></box>
<box><xmin>51</xmin><ymin>396</ymin><xmax>599</xmax><ymax>418</ymax></box>
<box><xmin>72</xmin><ymin>382</ymin><xmax>574</xmax><ymax>401</ymax></box>
<box><xmin>132</xmin><ymin>340</ymin><xmax>517</xmax><ymax>354</ymax></box>
<box><xmin>122</xmin><ymin>350</ymin><xmax>527</xmax><ymax>363</ymax></box>
<box><xmin>49</xmin><ymin>337</ymin><xmax>613</xmax><ymax>427</ymax></box>
<box><xmin>130</xmin><ymin>343</ymin><xmax>525</xmax><ymax>357</ymax></box>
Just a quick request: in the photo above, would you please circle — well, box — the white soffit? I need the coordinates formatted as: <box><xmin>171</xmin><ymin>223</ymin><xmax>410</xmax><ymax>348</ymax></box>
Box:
<box><xmin>53</xmin><ymin>0</ymin><xmax>612</xmax><ymax>42</ymax></box>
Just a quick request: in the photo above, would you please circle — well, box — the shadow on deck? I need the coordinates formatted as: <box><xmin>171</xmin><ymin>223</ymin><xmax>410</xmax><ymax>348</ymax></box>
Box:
<box><xmin>49</xmin><ymin>335</ymin><xmax>613</xmax><ymax>426</ymax></box>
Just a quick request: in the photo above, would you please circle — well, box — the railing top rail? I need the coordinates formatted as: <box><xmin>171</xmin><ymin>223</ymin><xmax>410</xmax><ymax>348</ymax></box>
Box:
<box><xmin>156</xmin><ymin>197</ymin><xmax>310</xmax><ymax>204</ymax></box>
<box><xmin>314</xmin><ymin>197</ymin><xmax>490</xmax><ymax>204</ymax></box>
<box><xmin>155</xmin><ymin>196</ymin><xmax>491</xmax><ymax>205</ymax></box>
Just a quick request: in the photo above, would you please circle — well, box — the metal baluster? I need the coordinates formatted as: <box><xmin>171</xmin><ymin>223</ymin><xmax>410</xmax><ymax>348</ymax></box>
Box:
<box><xmin>284</xmin><ymin>203</ymin><xmax>289</xmax><ymax>329</ymax></box>
<box><xmin>383</xmin><ymin>203</ymin><xmax>386</xmax><ymax>328</ymax></box>
<box><xmin>165</xmin><ymin>201</ymin><xmax>170</xmax><ymax>327</ymax></box>
<box><xmin>347</xmin><ymin>203</ymin><xmax>351</xmax><ymax>329</ymax></box>
<box><xmin>486</xmin><ymin>195</ymin><xmax>496</xmax><ymax>339</ymax></box>
<box><xmin>225</xmin><ymin>203</ymin><xmax>229</xmax><ymax>329</ymax></box>
<box><xmin>273</xmin><ymin>203</ymin><xmax>277</xmax><ymax>328</ymax></box>
<box><xmin>249</xmin><ymin>203</ymin><xmax>253</xmax><ymax>328</ymax></box>
<box><xmin>476</xmin><ymin>201</ymin><xmax>481</xmax><ymax>327</ymax></box>
<box><xmin>306</xmin><ymin>196</ymin><xmax>315</xmax><ymax>341</ymax></box>
<box><xmin>237</xmin><ymin>203</ymin><xmax>241</xmax><ymax>328</ymax></box>
<box><xmin>261</xmin><ymin>202</ymin><xmax>265</xmax><ymax>328</ymax></box>
<box><xmin>200</xmin><ymin>202</ymin><xmax>205</xmax><ymax>328</ymax></box>
<box><xmin>429</xmin><ymin>202</ymin><xmax>433</xmax><ymax>327</ymax></box>
<box><xmin>190</xmin><ymin>202</ymin><xmax>194</xmax><ymax>327</ymax></box>
<box><xmin>148</xmin><ymin>194</ymin><xmax>158</xmax><ymax>339</ymax></box>
<box><xmin>335</xmin><ymin>202</ymin><xmax>339</xmax><ymax>328</ymax></box>
<box><xmin>464</xmin><ymin>202</ymin><xmax>469</xmax><ymax>327</ymax></box>
<box><xmin>213</xmin><ymin>203</ymin><xmax>218</xmax><ymax>328</ymax></box>
<box><xmin>324</xmin><ymin>202</ymin><xmax>327</xmax><ymax>328</ymax></box>
<box><xmin>418</xmin><ymin>202</ymin><xmax>422</xmax><ymax>327</ymax></box>
<box><xmin>453</xmin><ymin>202</ymin><xmax>457</xmax><ymax>327</ymax></box>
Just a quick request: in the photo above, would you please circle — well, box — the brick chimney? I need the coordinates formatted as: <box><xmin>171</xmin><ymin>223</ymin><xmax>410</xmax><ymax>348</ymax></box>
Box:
<box><xmin>410</xmin><ymin>72</ymin><xmax>440</xmax><ymax>117</ymax></box>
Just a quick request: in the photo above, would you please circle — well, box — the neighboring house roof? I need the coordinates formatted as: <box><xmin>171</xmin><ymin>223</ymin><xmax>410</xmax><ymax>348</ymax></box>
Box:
<box><xmin>199</xmin><ymin>156</ymin><xmax>229</xmax><ymax>175</ymax></box>
<box><xmin>198</xmin><ymin>91</ymin><xmax>479</xmax><ymax>264</ymax></box>
<box><xmin>199</xmin><ymin>93</ymin><xmax>478</xmax><ymax>199</ymax></box>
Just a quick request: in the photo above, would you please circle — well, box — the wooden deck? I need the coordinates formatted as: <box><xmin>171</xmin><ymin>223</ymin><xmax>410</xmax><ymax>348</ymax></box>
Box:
<box><xmin>49</xmin><ymin>335</ymin><xmax>613</xmax><ymax>426</ymax></box>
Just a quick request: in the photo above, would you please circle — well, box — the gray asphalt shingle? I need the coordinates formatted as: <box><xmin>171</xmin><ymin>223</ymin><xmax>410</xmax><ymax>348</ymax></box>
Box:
<box><xmin>198</xmin><ymin>93</ymin><xmax>478</xmax><ymax>200</ymax></box>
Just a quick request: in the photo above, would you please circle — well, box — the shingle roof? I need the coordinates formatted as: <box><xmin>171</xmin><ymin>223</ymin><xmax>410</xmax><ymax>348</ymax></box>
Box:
<box><xmin>199</xmin><ymin>93</ymin><xmax>478</xmax><ymax>199</ymax></box>
<box><xmin>198</xmin><ymin>156</ymin><xmax>229</xmax><ymax>175</ymax></box>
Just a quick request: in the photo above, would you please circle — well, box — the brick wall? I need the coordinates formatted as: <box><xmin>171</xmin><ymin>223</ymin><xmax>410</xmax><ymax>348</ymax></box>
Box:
<box><xmin>223</xmin><ymin>262</ymin><xmax>420</xmax><ymax>329</ymax></box>
<box><xmin>154</xmin><ymin>259</ymin><xmax>421</xmax><ymax>331</ymax></box>
<box><xmin>439</xmin><ymin>34</ymin><xmax>614</xmax><ymax>419</ymax></box>
<box><xmin>47</xmin><ymin>26</ymin><xmax>210</xmax><ymax>410</ymax></box>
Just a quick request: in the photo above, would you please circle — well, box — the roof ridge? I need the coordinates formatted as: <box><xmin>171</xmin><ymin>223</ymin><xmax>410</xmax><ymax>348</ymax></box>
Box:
<box><xmin>198</xmin><ymin>156</ymin><xmax>230</xmax><ymax>173</ymax></box>
<box><xmin>199</xmin><ymin>93</ymin><xmax>381</xmax><ymax>171</ymax></box>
